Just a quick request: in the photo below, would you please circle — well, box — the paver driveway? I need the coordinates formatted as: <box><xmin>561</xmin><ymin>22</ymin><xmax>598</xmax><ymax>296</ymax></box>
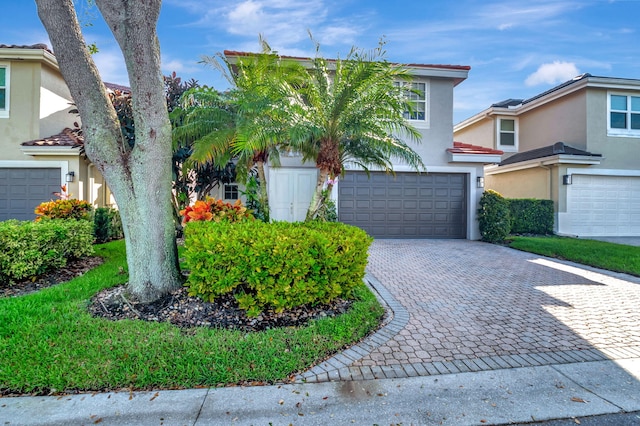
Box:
<box><xmin>298</xmin><ymin>239</ymin><xmax>640</xmax><ymax>382</ymax></box>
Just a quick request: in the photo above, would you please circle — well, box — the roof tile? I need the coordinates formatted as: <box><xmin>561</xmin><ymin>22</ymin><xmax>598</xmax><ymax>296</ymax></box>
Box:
<box><xmin>448</xmin><ymin>141</ymin><xmax>503</xmax><ymax>155</ymax></box>
<box><xmin>21</xmin><ymin>127</ymin><xmax>83</xmax><ymax>147</ymax></box>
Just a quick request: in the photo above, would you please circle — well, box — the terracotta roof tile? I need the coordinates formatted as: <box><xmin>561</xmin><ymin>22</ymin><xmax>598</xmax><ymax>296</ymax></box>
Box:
<box><xmin>21</xmin><ymin>128</ymin><xmax>83</xmax><ymax>147</ymax></box>
<box><xmin>0</xmin><ymin>43</ymin><xmax>52</xmax><ymax>53</ymax></box>
<box><xmin>447</xmin><ymin>141</ymin><xmax>503</xmax><ymax>155</ymax></box>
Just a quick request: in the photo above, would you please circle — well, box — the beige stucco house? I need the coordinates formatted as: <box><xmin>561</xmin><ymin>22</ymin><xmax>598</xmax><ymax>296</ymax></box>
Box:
<box><xmin>225</xmin><ymin>51</ymin><xmax>499</xmax><ymax>240</ymax></box>
<box><xmin>454</xmin><ymin>73</ymin><xmax>640</xmax><ymax>237</ymax></box>
<box><xmin>0</xmin><ymin>44</ymin><xmax>112</xmax><ymax>221</ymax></box>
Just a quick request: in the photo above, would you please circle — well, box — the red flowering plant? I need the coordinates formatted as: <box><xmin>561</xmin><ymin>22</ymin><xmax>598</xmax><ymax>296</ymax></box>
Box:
<box><xmin>34</xmin><ymin>185</ymin><xmax>93</xmax><ymax>221</ymax></box>
<box><xmin>180</xmin><ymin>197</ymin><xmax>254</xmax><ymax>224</ymax></box>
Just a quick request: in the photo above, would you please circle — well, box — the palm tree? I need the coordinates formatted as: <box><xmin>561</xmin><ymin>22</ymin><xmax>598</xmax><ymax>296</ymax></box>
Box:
<box><xmin>279</xmin><ymin>40</ymin><xmax>426</xmax><ymax>220</ymax></box>
<box><xmin>174</xmin><ymin>39</ymin><xmax>306</xmax><ymax>221</ymax></box>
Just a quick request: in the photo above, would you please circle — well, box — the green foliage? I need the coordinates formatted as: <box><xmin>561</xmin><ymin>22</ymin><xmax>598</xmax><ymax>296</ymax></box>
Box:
<box><xmin>0</xmin><ymin>240</ymin><xmax>382</xmax><ymax>393</ymax></box>
<box><xmin>34</xmin><ymin>198</ymin><xmax>93</xmax><ymax>221</ymax></box>
<box><xmin>315</xmin><ymin>189</ymin><xmax>338</xmax><ymax>222</ymax></box>
<box><xmin>93</xmin><ymin>207</ymin><xmax>124</xmax><ymax>243</ymax></box>
<box><xmin>478</xmin><ymin>189</ymin><xmax>511</xmax><ymax>243</ymax></box>
<box><xmin>508</xmin><ymin>199</ymin><xmax>554</xmax><ymax>235</ymax></box>
<box><xmin>183</xmin><ymin>221</ymin><xmax>372</xmax><ymax>316</ymax></box>
<box><xmin>242</xmin><ymin>175</ymin><xmax>269</xmax><ymax>222</ymax></box>
<box><xmin>509</xmin><ymin>236</ymin><xmax>640</xmax><ymax>277</ymax></box>
<box><xmin>0</xmin><ymin>219</ymin><xmax>94</xmax><ymax>283</ymax></box>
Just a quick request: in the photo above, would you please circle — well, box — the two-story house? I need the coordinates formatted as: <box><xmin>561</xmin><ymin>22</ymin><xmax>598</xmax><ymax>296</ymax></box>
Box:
<box><xmin>0</xmin><ymin>44</ymin><xmax>111</xmax><ymax>221</ymax></box>
<box><xmin>454</xmin><ymin>73</ymin><xmax>640</xmax><ymax>237</ymax></box>
<box><xmin>225</xmin><ymin>51</ymin><xmax>500</xmax><ymax>240</ymax></box>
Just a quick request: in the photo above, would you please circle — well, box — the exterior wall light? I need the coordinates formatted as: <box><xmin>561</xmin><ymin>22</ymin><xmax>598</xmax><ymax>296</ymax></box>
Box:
<box><xmin>563</xmin><ymin>174</ymin><xmax>572</xmax><ymax>185</ymax></box>
<box><xmin>66</xmin><ymin>171</ymin><xmax>75</xmax><ymax>182</ymax></box>
<box><xmin>476</xmin><ymin>176</ymin><xmax>485</xmax><ymax>188</ymax></box>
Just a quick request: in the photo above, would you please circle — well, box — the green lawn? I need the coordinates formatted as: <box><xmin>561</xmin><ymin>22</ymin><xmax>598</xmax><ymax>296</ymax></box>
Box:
<box><xmin>0</xmin><ymin>240</ymin><xmax>383</xmax><ymax>395</ymax></box>
<box><xmin>508</xmin><ymin>236</ymin><xmax>640</xmax><ymax>277</ymax></box>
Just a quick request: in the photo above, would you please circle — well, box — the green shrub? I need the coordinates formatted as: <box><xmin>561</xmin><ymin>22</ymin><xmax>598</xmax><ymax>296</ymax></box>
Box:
<box><xmin>93</xmin><ymin>207</ymin><xmax>124</xmax><ymax>243</ymax></box>
<box><xmin>478</xmin><ymin>189</ymin><xmax>511</xmax><ymax>243</ymax></box>
<box><xmin>0</xmin><ymin>219</ymin><xmax>94</xmax><ymax>283</ymax></box>
<box><xmin>183</xmin><ymin>221</ymin><xmax>372</xmax><ymax>316</ymax></box>
<box><xmin>508</xmin><ymin>199</ymin><xmax>554</xmax><ymax>235</ymax></box>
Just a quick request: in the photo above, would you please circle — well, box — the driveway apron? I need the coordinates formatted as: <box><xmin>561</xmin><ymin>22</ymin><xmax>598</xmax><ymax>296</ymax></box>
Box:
<box><xmin>298</xmin><ymin>239</ymin><xmax>640</xmax><ymax>382</ymax></box>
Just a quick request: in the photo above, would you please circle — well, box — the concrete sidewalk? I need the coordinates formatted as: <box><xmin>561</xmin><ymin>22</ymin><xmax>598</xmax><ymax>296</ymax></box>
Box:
<box><xmin>2</xmin><ymin>358</ymin><xmax>639</xmax><ymax>425</ymax></box>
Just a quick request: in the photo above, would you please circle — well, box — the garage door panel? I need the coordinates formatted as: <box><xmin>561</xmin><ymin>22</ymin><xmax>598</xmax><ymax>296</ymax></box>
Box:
<box><xmin>0</xmin><ymin>167</ymin><xmax>61</xmax><ymax>221</ymax></box>
<box><xmin>338</xmin><ymin>171</ymin><xmax>467</xmax><ymax>238</ymax></box>
<box><xmin>567</xmin><ymin>174</ymin><xmax>640</xmax><ymax>236</ymax></box>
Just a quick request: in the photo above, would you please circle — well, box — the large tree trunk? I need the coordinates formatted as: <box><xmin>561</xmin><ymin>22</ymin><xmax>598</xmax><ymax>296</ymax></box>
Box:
<box><xmin>36</xmin><ymin>0</ymin><xmax>181</xmax><ymax>303</ymax></box>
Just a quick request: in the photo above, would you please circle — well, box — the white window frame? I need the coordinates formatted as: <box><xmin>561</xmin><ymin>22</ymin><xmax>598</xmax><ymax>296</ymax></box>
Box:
<box><xmin>0</xmin><ymin>62</ymin><xmax>9</xmax><ymax>118</ymax></box>
<box><xmin>395</xmin><ymin>80</ymin><xmax>429</xmax><ymax>128</ymax></box>
<box><xmin>496</xmin><ymin>117</ymin><xmax>518</xmax><ymax>152</ymax></box>
<box><xmin>607</xmin><ymin>91</ymin><xmax>640</xmax><ymax>138</ymax></box>
<box><xmin>223</xmin><ymin>183</ymin><xmax>239</xmax><ymax>200</ymax></box>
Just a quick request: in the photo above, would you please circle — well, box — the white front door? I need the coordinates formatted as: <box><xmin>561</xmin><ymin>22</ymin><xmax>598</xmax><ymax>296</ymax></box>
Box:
<box><xmin>268</xmin><ymin>168</ymin><xmax>317</xmax><ymax>222</ymax></box>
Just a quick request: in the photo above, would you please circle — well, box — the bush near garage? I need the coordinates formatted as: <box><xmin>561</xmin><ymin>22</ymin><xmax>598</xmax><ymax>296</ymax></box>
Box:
<box><xmin>183</xmin><ymin>220</ymin><xmax>372</xmax><ymax>317</ymax></box>
<box><xmin>93</xmin><ymin>207</ymin><xmax>124</xmax><ymax>243</ymax></box>
<box><xmin>0</xmin><ymin>219</ymin><xmax>94</xmax><ymax>283</ymax></box>
<box><xmin>508</xmin><ymin>199</ymin><xmax>554</xmax><ymax>235</ymax></box>
<box><xmin>478</xmin><ymin>189</ymin><xmax>511</xmax><ymax>243</ymax></box>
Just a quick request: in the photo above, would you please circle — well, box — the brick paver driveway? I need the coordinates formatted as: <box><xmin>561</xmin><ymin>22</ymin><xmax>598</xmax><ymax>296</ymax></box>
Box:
<box><xmin>299</xmin><ymin>239</ymin><xmax>640</xmax><ymax>382</ymax></box>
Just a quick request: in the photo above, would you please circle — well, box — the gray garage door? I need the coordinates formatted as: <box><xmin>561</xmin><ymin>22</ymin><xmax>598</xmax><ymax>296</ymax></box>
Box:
<box><xmin>338</xmin><ymin>172</ymin><xmax>467</xmax><ymax>238</ymax></box>
<box><xmin>0</xmin><ymin>168</ymin><xmax>61</xmax><ymax>221</ymax></box>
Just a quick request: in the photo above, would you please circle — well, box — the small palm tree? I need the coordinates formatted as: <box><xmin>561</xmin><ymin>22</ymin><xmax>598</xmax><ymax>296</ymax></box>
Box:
<box><xmin>280</xmin><ymin>40</ymin><xmax>426</xmax><ymax>220</ymax></box>
<box><xmin>176</xmin><ymin>39</ymin><xmax>307</xmax><ymax>221</ymax></box>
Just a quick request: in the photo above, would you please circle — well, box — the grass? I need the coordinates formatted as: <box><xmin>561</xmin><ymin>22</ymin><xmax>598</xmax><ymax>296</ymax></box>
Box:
<box><xmin>0</xmin><ymin>240</ymin><xmax>383</xmax><ymax>394</ymax></box>
<box><xmin>508</xmin><ymin>235</ymin><xmax>640</xmax><ymax>276</ymax></box>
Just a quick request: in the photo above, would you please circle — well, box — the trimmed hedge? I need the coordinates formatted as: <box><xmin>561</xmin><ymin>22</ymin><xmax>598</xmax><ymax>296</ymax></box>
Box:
<box><xmin>478</xmin><ymin>190</ymin><xmax>511</xmax><ymax>243</ymax></box>
<box><xmin>0</xmin><ymin>219</ymin><xmax>94</xmax><ymax>283</ymax></box>
<box><xmin>183</xmin><ymin>221</ymin><xmax>372</xmax><ymax>316</ymax></box>
<box><xmin>508</xmin><ymin>199</ymin><xmax>554</xmax><ymax>235</ymax></box>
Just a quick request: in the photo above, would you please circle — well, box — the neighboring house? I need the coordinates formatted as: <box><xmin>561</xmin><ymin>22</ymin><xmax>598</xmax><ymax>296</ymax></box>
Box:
<box><xmin>225</xmin><ymin>51</ymin><xmax>498</xmax><ymax>239</ymax></box>
<box><xmin>0</xmin><ymin>44</ymin><xmax>112</xmax><ymax>221</ymax></box>
<box><xmin>454</xmin><ymin>73</ymin><xmax>640</xmax><ymax>237</ymax></box>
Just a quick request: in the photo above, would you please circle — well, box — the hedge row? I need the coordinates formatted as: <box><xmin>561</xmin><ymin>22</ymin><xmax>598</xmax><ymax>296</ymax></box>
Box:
<box><xmin>183</xmin><ymin>221</ymin><xmax>372</xmax><ymax>316</ymax></box>
<box><xmin>0</xmin><ymin>219</ymin><xmax>94</xmax><ymax>283</ymax></box>
<box><xmin>478</xmin><ymin>190</ymin><xmax>554</xmax><ymax>242</ymax></box>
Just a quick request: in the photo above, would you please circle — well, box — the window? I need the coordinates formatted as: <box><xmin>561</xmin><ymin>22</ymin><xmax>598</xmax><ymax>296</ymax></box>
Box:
<box><xmin>609</xmin><ymin>93</ymin><xmax>640</xmax><ymax>137</ymax></box>
<box><xmin>0</xmin><ymin>64</ymin><xmax>8</xmax><ymax>118</ymax></box>
<box><xmin>497</xmin><ymin>118</ymin><xmax>517</xmax><ymax>150</ymax></box>
<box><xmin>395</xmin><ymin>81</ymin><xmax>428</xmax><ymax>125</ymax></box>
<box><xmin>224</xmin><ymin>184</ymin><xmax>238</xmax><ymax>200</ymax></box>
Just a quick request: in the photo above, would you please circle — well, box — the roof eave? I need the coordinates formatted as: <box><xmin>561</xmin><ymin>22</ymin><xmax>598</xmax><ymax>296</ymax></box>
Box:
<box><xmin>488</xmin><ymin>154</ymin><xmax>602</xmax><ymax>174</ymax></box>
<box><xmin>20</xmin><ymin>146</ymin><xmax>80</xmax><ymax>156</ymax></box>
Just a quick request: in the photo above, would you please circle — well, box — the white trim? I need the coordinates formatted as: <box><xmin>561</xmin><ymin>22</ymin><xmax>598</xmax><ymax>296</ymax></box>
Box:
<box><xmin>20</xmin><ymin>146</ymin><xmax>81</xmax><ymax>156</ymax></box>
<box><xmin>486</xmin><ymin>154</ymin><xmax>601</xmax><ymax>175</ymax></box>
<box><xmin>567</xmin><ymin>168</ymin><xmax>640</xmax><ymax>177</ymax></box>
<box><xmin>0</xmin><ymin>160</ymin><xmax>69</xmax><ymax>184</ymax></box>
<box><xmin>0</xmin><ymin>62</ymin><xmax>9</xmax><ymax>118</ymax></box>
<box><xmin>448</xmin><ymin>153</ymin><xmax>502</xmax><ymax>163</ymax></box>
<box><xmin>396</xmin><ymin>79</ymin><xmax>430</xmax><ymax>129</ymax></box>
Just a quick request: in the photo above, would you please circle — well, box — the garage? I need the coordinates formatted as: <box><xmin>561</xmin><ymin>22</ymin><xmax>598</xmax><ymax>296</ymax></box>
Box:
<box><xmin>0</xmin><ymin>167</ymin><xmax>62</xmax><ymax>221</ymax></box>
<box><xmin>338</xmin><ymin>171</ymin><xmax>467</xmax><ymax>238</ymax></box>
<box><xmin>567</xmin><ymin>174</ymin><xmax>640</xmax><ymax>236</ymax></box>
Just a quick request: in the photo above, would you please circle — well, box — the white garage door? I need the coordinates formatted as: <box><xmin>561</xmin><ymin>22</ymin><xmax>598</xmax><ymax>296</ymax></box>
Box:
<box><xmin>0</xmin><ymin>168</ymin><xmax>62</xmax><ymax>221</ymax></box>
<box><xmin>567</xmin><ymin>174</ymin><xmax>640</xmax><ymax>236</ymax></box>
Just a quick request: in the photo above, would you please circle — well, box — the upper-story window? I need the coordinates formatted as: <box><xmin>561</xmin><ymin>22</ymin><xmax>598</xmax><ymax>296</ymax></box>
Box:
<box><xmin>0</xmin><ymin>64</ymin><xmax>9</xmax><ymax>118</ymax></box>
<box><xmin>395</xmin><ymin>81</ymin><xmax>429</xmax><ymax>127</ymax></box>
<box><xmin>497</xmin><ymin>117</ymin><xmax>518</xmax><ymax>151</ymax></box>
<box><xmin>609</xmin><ymin>93</ymin><xmax>640</xmax><ymax>137</ymax></box>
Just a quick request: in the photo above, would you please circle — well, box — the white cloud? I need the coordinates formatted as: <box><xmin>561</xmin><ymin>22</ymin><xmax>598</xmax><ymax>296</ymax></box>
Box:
<box><xmin>91</xmin><ymin>49</ymin><xmax>129</xmax><ymax>85</ymax></box>
<box><xmin>525</xmin><ymin>61</ymin><xmax>580</xmax><ymax>86</ymax></box>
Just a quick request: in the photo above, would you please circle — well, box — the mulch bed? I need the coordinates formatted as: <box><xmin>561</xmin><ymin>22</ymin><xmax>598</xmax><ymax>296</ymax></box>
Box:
<box><xmin>2</xmin><ymin>256</ymin><xmax>353</xmax><ymax>332</ymax></box>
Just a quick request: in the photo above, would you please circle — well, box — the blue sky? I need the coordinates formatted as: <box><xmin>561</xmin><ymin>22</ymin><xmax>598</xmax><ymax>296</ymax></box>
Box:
<box><xmin>2</xmin><ymin>0</ymin><xmax>639</xmax><ymax>123</ymax></box>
